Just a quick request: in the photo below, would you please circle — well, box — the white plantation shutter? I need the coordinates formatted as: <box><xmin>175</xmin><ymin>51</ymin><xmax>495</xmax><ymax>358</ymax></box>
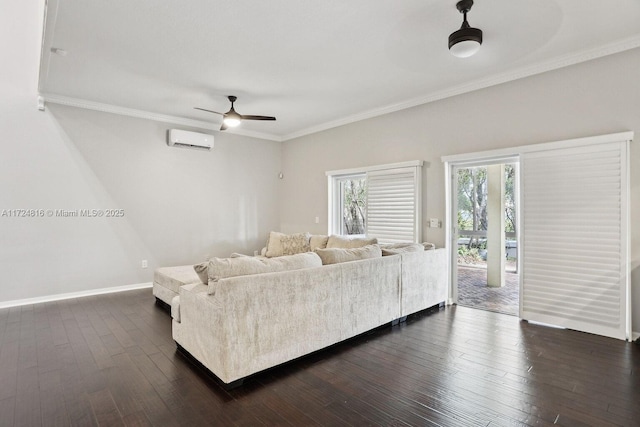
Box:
<box><xmin>521</xmin><ymin>141</ymin><xmax>629</xmax><ymax>340</ymax></box>
<box><xmin>366</xmin><ymin>166</ymin><xmax>421</xmax><ymax>244</ymax></box>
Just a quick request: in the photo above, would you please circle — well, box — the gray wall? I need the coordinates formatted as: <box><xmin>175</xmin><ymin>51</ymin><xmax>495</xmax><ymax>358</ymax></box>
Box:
<box><xmin>1</xmin><ymin>0</ymin><xmax>281</xmax><ymax>302</ymax></box>
<box><xmin>280</xmin><ymin>47</ymin><xmax>640</xmax><ymax>332</ymax></box>
<box><xmin>0</xmin><ymin>102</ymin><xmax>281</xmax><ymax>302</ymax></box>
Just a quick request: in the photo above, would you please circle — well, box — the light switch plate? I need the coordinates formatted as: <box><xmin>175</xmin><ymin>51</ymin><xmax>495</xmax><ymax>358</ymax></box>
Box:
<box><xmin>429</xmin><ymin>218</ymin><xmax>440</xmax><ymax>228</ymax></box>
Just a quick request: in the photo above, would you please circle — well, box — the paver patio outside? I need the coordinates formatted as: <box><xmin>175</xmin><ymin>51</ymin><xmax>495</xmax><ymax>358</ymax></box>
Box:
<box><xmin>457</xmin><ymin>265</ymin><xmax>519</xmax><ymax>316</ymax></box>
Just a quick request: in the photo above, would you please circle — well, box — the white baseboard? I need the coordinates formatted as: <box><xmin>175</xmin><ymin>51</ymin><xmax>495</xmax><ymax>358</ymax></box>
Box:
<box><xmin>633</xmin><ymin>331</ymin><xmax>640</xmax><ymax>342</ymax></box>
<box><xmin>0</xmin><ymin>282</ymin><xmax>153</xmax><ymax>309</ymax></box>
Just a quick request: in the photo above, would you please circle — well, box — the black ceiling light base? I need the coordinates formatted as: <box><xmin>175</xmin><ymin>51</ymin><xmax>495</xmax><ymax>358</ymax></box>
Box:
<box><xmin>456</xmin><ymin>0</ymin><xmax>474</xmax><ymax>14</ymax></box>
<box><xmin>448</xmin><ymin>0</ymin><xmax>483</xmax><ymax>58</ymax></box>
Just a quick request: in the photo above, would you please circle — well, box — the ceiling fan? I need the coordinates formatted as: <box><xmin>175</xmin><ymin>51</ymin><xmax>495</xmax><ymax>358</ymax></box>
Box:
<box><xmin>195</xmin><ymin>96</ymin><xmax>276</xmax><ymax>131</ymax></box>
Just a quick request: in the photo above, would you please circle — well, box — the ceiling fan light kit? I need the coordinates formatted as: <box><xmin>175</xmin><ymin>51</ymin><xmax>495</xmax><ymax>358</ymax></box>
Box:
<box><xmin>222</xmin><ymin>114</ymin><xmax>241</xmax><ymax>128</ymax></box>
<box><xmin>449</xmin><ymin>0</ymin><xmax>483</xmax><ymax>58</ymax></box>
<box><xmin>195</xmin><ymin>95</ymin><xmax>276</xmax><ymax>131</ymax></box>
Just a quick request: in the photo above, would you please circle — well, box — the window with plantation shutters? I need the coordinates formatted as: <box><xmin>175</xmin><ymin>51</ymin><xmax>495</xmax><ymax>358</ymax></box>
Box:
<box><xmin>366</xmin><ymin>167</ymin><xmax>421</xmax><ymax>244</ymax></box>
<box><xmin>327</xmin><ymin>161</ymin><xmax>423</xmax><ymax>244</ymax></box>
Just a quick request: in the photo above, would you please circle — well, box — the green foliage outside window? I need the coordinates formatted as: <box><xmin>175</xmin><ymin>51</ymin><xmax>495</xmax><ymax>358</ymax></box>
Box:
<box><xmin>457</xmin><ymin>165</ymin><xmax>516</xmax><ymax>236</ymax></box>
<box><xmin>342</xmin><ymin>178</ymin><xmax>367</xmax><ymax>235</ymax></box>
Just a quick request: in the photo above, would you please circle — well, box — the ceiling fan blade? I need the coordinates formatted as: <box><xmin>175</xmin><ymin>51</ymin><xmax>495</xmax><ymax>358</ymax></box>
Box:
<box><xmin>194</xmin><ymin>107</ymin><xmax>224</xmax><ymax>115</ymax></box>
<box><xmin>241</xmin><ymin>115</ymin><xmax>276</xmax><ymax>121</ymax></box>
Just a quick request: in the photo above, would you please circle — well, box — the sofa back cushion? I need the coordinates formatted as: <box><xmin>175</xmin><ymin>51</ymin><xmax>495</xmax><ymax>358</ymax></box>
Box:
<box><xmin>314</xmin><ymin>244</ymin><xmax>382</xmax><ymax>265</ymax></box>
<box><xmin>206</xmin><ymin>252</ymin><xmax>322</xmax><ymax>294</ymax></box>
<box><xmin>422</xmin><ymin>242</ymin><xmax>436</xmax><ymax>251</ymax></box>
<box><xmin>265</xmin><ymin>231</ymin><xmax>311</xmax><ymax>257</ymax></box>
<box><xmin>194</xmin><ymin>252</ymin><xmax>254</xmax><ymax>283</ymax></box>
<box><xmin>326</xmin><ymin>235</ymin><xmax>378</xmax><ymax>249</ymax></box>
<box><xmin>380</xmin><ymin>242</ymin><xmax>424</xmax><ymax>256</ymax></box>
<box><xmin>193</xmin><ymin>262</ymin><xmax>210</xmax><ymax>284</ymax></box>
<box><xmin>309</xmin><ymin>235</ymin><xmax>329</xmax><ymax>251</ymax></box>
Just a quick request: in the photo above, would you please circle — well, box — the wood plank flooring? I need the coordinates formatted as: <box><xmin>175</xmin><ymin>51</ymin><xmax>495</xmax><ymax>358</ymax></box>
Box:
<box><xmin>0</xmin><ymin>288</ymin><xmax>638</xmax><ymax>426</ymax></box>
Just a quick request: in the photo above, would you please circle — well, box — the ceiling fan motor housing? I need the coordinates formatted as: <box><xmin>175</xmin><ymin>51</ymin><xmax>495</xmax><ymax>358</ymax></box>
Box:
<box><xmin>448</xmin><ymin>26</ymin><xmax>483</xmax><ymax>50</ymax></box>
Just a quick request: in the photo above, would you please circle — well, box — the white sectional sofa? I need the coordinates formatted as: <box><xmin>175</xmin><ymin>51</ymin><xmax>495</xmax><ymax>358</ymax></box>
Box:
<box><xmin>154</xmin><ymin>233</ymin><xmax>448</xmax><ymax>388</ymax></box>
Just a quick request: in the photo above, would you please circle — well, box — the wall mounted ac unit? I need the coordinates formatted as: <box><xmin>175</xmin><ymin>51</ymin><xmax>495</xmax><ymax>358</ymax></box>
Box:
<box><xmin>167</xmin><ymin>129</ymin><xmax>214</xmax><ymax>150</ymax></box>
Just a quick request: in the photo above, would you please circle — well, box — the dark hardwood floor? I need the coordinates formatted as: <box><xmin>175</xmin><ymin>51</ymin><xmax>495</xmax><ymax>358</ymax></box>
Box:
<box><xmin>0</xmin><ymin>288</ymin><xmax>638</xmax><ymax>426</ymax></box>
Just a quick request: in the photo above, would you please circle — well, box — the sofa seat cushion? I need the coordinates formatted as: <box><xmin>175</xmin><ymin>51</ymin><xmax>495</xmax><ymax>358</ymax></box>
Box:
<box><xmin>326</xmin><ymin>235</ymin><xmax>378</xmax><ymax>249</ymax></box>
<box><xmin>154</xmin><ymin>265</ymin><xmax>204</xmax><ymax>295</ymax></box>
<box><xmin>207</xmin><ymin>252</ymin><xmax>322</xmax><ymax>294</ymax></box>
<box><xmin>314</xmin><ymin>244</ymin><xmax>382</xmax><ymax>265</ymax></box>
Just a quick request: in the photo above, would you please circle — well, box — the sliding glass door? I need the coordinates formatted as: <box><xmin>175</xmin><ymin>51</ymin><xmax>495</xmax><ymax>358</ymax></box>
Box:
<box><xmin>444</xmin><ymin>132</ymin><xmax>631</xmax><ymax>340</ymax></box>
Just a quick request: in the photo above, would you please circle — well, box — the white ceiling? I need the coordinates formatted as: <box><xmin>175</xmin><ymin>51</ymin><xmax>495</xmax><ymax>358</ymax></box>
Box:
<box><xmin>38</xmin><ymin>0</ymin><xmax>640</xmax><ymax>141</ymax></box>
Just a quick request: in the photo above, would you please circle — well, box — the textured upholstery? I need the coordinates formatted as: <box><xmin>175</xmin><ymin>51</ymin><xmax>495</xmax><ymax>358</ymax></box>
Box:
<box><xmin>153</xmin><ymin>265</ymin><xmax>203</xmax><ymax>305</ymax></box>
<box><xmin>171</xmin><ymin>296</ymin><xmax>181</xmax><ymax>323</ymax></box>
<box><xmin>309</xmin><ymin>235</ymin><xmax>329</xmax><ymax>250</ymax></box>
<box><xmin>399</xmin><ymin>249</ymin><xmax>448</xmax><ymax>317</ymax></box>
<box><xmin>265</xmin><ymin>231</ymin><xmax>311</xmax><ymax>257</ymax></box>
<box><xmin>314</xmin><ymin>244</ymin><xmax>382</xmax><ymax>265</ymax></box>
<box><xmin>207</xmin><ymin>252</ymin><xmax>322</xmax><ymax>294</ymax></box>
<box><xmin>172</xmin><ymin>249</ymin><xmax>447</xmax><ymax>385</ymax></box>
<box><xmin>380</xmin><ymin>242</ymin><xmax>424</xmax><ymax>256</ymax></box>
<box><xmin>152</xmin><ymin>282</ymin><xmax>179</xmax><ymax>306</ymax></box>
<box><xmin>326</xmin><ymin>235</ymin><xmax>378</xmax><ymax>249</ymax></box>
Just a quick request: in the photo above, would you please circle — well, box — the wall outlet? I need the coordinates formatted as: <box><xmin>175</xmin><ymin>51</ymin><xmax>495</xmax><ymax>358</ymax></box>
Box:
<box><xmin>429</xmin><ymin>218</ymin><xmax>440</xmax><ymax>228</ymax></box>
<box><xmin>141</xmin><ymin>259</ymin><xmax>148</xmax><ymax>269</ymax></box>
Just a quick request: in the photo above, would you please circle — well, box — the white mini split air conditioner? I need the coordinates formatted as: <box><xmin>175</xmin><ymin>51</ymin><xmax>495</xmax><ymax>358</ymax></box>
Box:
<box><xmin>167</xmin><ymin>129</ymin><xmax>214</xmax><ymax>150</ymax></box>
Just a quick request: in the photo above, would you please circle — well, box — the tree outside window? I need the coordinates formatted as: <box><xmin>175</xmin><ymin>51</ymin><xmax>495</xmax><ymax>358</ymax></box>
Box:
<box><xmin>457</xmin><ymin>164</ymin><xmax>516</xmax><ymax>266</ymax></box>
<box><xmin>340</xmin><ymin>177</ymin><xmax>367</xmax><ymax>235</ymax></box>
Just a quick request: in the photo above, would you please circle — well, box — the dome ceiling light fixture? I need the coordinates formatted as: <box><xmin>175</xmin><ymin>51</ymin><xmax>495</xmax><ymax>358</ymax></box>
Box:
<box><xmin>448</xmin><ymin>0</ymin><xmax>483</xmax><ymax>58</ymax></box>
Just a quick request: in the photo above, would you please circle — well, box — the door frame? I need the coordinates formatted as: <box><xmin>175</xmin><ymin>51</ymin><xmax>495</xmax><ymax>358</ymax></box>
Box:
<box><xmin>444</xmin><ymin>156</ymin><xmax>521</xmax><ymax>309</ymax></box>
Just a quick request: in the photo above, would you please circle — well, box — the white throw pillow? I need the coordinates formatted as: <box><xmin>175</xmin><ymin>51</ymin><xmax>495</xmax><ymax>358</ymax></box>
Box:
<box><xmin>265</xmin><ymin>231</ymin><xmax>311</xmax><ymax>257</ymax></box>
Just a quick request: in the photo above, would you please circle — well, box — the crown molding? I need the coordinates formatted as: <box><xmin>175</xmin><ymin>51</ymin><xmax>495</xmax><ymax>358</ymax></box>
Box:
<box><xmin>282</xmin><ymin>35</ymin><xmax>640</xmax><ymax>141</ymax></box>
<box><xmin>39</xmin><ymin>35</ymin><xmax>640</xmax><ymax>143</ymax></box>
<box><xmin>39</xmin><ymin>94</ymin><xmax>283</xmax><ymax>142</ymax></box>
